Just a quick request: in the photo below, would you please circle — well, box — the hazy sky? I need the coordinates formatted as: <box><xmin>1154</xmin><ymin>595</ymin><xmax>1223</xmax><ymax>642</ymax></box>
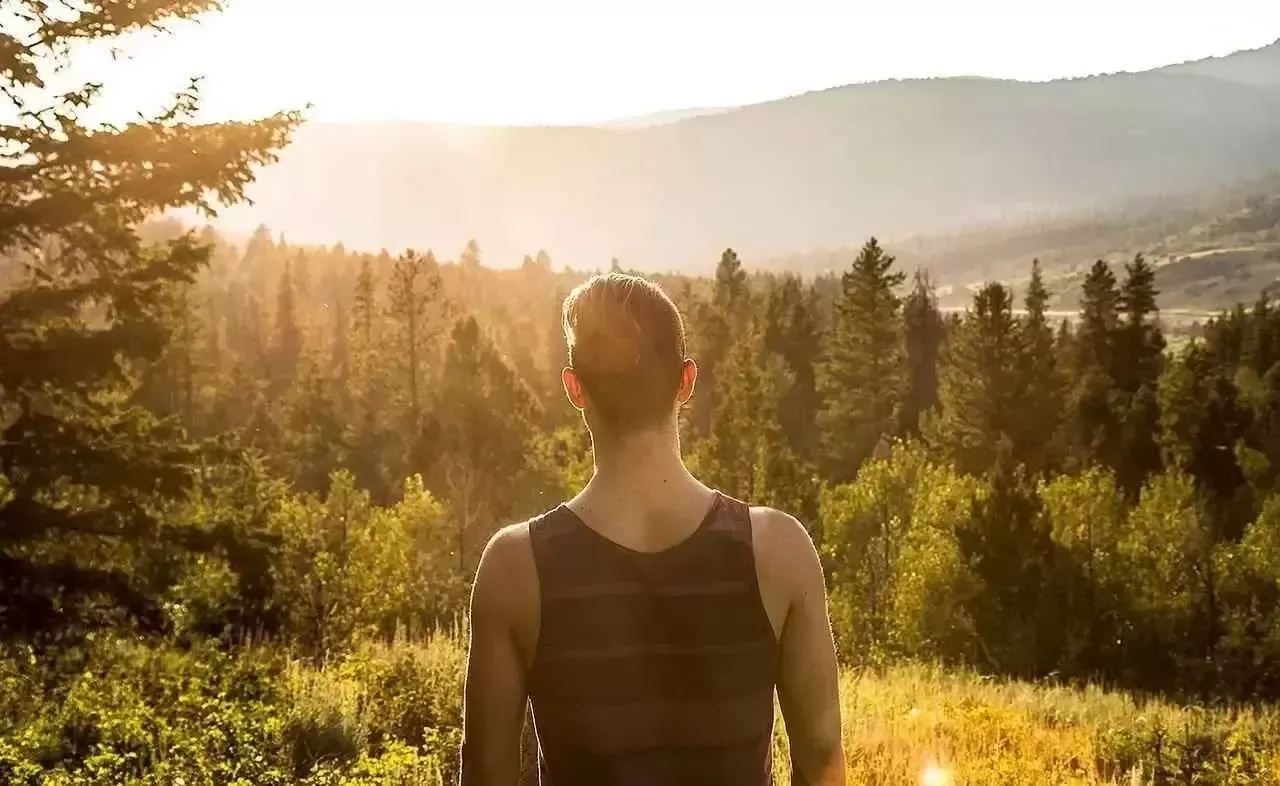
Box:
<box><xmin>74</xmin><ymin>0</ymin><xmax>1280</xmax><ymax>126</ymax></box>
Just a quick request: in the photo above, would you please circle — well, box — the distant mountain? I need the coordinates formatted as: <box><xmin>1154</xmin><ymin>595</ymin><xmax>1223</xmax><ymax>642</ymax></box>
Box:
<box><xmin>210</xmin><ymin>39</ymin><xmax>1280</xmax><ymax>273</ymax></box>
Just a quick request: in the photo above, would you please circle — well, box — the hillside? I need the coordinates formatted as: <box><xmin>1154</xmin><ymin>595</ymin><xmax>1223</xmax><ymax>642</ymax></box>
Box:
<box><xmin>206</xmin><ymin>40</ymin><xmax>1280</xmax><ymax>272</ymax></box>
<box><xmin>773</xmin><ymin>170</ymin><xmax>1280</xmax><ymax>312</ymax></box>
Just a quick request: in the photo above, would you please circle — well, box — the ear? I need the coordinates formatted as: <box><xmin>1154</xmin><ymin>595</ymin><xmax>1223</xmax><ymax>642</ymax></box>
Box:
<box><xmin>562</xmin><ymin>366</ymin><xmax>588</xmax><ymax>411</ymax></box>
<box><xmin>676</xmin><ymin>358</ymin><xmax>698</xmax><ymax>406</ymax></box>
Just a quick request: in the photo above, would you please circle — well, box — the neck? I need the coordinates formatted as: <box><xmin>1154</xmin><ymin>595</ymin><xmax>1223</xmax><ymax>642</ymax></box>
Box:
<box><xmin>582</xmin><ymin>420</ymin><xmax>703</xmax><ymax>505</ymax></box>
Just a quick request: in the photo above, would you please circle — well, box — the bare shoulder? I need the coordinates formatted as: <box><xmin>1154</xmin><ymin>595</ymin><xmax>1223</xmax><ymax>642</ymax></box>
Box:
<box><xmin>748</xmin><ymin>506</ymin><xmax>825</xmax><ymax>639</ymax></box>
<box><xmin>470</xmin><ymin>520</ymin><xmax>541</xmax><ymax>668</ymax></box>
<box><xmin>480</xmin><ymin>520</ymin><xmax>534</xmax><ymax>564</ymax></box>
<box><xmin>471</xmin><ymin>521</ymin><xmax>538</xmax><ymax>616</ymax></box>
<box><xmin>749</xmin><ymin>506</ymin><xmax>821</xmax><ymax>570</ymax></box>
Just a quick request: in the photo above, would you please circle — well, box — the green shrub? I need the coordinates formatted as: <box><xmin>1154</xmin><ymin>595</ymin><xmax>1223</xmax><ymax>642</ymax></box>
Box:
<box><xmin>4</xmin><ymin>631</ymin><xmax>1280</xmax><ymax>785</ymax></box>
<box><xmin>283</xmin><ymin>630</ymin><xmax>465</xmax><ymax>781</ymax></box>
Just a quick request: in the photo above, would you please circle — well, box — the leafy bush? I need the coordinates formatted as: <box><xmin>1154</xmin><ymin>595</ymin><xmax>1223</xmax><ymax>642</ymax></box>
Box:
<box><xmin>0</xmin><ymin>638</ymin><xmax>290</xmax><ymax>785</ymax></box>
<box><xmin>820</xmin><ymin>442</ymin><xmax>984</xmax><ymax>665</ymax></box>
<box><xmin>284</xmin><ymin>630</ymin><xmax>465</xmax><ymax>780</ymax></box>
<box><xmin>272</xmin><ymin>472</ymin><xmax>458</xmax><ymax>656</ymax></box>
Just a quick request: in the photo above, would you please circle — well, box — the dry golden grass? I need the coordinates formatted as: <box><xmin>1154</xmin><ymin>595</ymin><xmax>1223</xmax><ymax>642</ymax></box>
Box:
<box><xmin>826</xmin><ymin>664</ymin><xmax>1280</xmax><ymax>785</ymax></box>
<box><xmin>284</xmin><ymin>633</ymin><xmax>1280</xmax><ymax>785</ymax></box>
<box><xmin>8</xmin><ymin>629</ymin><xmax>1275</xmax><ymax>783</ymax></box>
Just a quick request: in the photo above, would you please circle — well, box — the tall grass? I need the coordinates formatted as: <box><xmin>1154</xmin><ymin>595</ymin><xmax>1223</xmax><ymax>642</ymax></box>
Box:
<box><xmin>3</xmin><ymin>628</ymin><xmax>1278</xmax><ymax>784</ymax></box>
<box><xmin>836</xmin><ymin>663</ymin><xmax>1280</xmax><ymax>784</ymax></box>
<box><xmin>280</xmin><ymin>631</ymin><xmax>1280</xmax><ymax>784</ymax></box>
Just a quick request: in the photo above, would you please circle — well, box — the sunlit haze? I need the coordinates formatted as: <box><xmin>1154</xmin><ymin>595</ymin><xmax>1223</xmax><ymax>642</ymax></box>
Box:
<box><xmin>73</xmin><ymin>0</ymin><xmax>1280</xmax><ymax>126</ymax></box>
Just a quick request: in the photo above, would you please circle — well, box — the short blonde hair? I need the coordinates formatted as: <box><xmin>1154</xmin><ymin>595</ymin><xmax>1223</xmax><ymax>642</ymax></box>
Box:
<box><xmin>562</xmin><ymin>273</ymin><xmax>687</xmax><ymax>431</ymax></box>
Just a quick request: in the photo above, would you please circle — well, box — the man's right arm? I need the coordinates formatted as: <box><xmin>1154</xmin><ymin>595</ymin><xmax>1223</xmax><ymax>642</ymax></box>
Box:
<box><xmin>460</xmin><ymin>525</ymin><xmax>536</xmax><ymax>786</ymax></box>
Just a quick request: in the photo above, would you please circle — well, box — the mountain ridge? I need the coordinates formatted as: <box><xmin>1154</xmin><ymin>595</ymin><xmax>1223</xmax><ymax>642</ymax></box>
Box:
<box><xmin>574</xmin><ymin>38</ymin><xmax>1280</xmax><ymax>131</ymax></box>
<box><xmin>529</xmin><ymin>38</ymin><xmax>1280</xmax><ymax>131</ymax></box>
<box><xmin>205</xmin><ymin>37</ymin><xmax>1280</xmax><ymax>271</ymax></box>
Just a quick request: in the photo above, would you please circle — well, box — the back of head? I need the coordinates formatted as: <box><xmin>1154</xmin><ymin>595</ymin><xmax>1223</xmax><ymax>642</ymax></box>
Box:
<box><xmin>562</xmin><ymin>272</ymin><xmax>687</xmax><ymax>434</ymax></box>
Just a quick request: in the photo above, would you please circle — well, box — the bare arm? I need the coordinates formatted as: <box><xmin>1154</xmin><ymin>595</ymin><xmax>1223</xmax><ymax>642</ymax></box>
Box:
<box><xmin>769</xmin><ymin>513</ymin><xmax>846</xmax><ymax>786</ymax></box>
<box><xmin>460</xmin><ymin>525</ymin><xmax>536</xmax><ymax>786</ymax></box>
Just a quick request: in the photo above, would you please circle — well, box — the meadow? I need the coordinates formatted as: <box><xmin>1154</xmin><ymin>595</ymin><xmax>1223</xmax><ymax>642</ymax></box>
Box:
<box><xmin>4</xmin><ymin>629</ymin><xmax>1278</xmax><ymax>786</ymax></box>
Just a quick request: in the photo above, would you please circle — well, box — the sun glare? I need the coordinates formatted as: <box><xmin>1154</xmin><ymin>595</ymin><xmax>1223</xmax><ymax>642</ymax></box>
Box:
<box><xmin>922</xmin><ymin>764</ymin><xmax>953</xmax><ymax>786</ymax></box>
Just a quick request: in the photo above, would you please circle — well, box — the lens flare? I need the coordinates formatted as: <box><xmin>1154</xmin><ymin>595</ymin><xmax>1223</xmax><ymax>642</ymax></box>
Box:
<box><xmin>922</xmin><ymin>764</ymin><xmax>953</xmax><ymax>786</ymax></box>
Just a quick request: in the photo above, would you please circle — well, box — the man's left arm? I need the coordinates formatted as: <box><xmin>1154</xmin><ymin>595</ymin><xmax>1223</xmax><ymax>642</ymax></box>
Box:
<box><xmin>767</xmin><ymin>511</ymin><xmax>846</xmax><ymax>786</ymax></box>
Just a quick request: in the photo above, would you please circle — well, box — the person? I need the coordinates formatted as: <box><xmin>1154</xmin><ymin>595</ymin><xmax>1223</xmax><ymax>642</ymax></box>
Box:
<box><xmin>459</xmin><ymin>272</ymin><xmax>845</xmax><ymax>786</ymax></box>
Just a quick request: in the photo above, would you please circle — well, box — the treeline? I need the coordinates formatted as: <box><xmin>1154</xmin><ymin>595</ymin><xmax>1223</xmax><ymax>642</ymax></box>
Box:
<box><xmin>9</xmin><ymin>211</ymin><xmax>1280</xmax><ymax>700</ymax></box>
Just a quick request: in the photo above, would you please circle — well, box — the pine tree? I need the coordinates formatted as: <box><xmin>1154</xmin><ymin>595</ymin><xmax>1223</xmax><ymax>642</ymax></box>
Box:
<box><xmin>1116</xmin><ymin>254</ymin><xmax>1163</xmax><ymax>389</ymax></box>
<box><xmin>386</xmin><ymin>250</ymin><xmax>444</xmax><ymax>478</ymax></box>
<box><xmin>347</xmin><ymin>258</ymin><xmax>392</xmax><ymax>500</ymax></box>
<box><xmin>1017</xmin><ymin>260</ymin><xmax>1065</xmax><ymax>474</ymax></box>
<box><xmin>700</xmin><ymin>324</ymin><xmax>770</xmax><ymax>492</ymax></box>
<box><xmin>818</xmin><ymin>238</ymin><xmax>906</xmax><ymax>481</ymax></box>
<box><xmin>240</xmin><ymin>225</ymin><xmax>277</xmax><ymax>294</ymax></box>
<box><xmin>1203</xmin><ymin>303</ymin><xmax>1249</xmax><ymax>370</ymax></box>
<box><xmin>692</xmin><ymin>318</ymin><xmax>814</xmax><ymax>519</ymax></box>
<box><xmin>281</xmin><ymin>352</ymin><xmax>347</xmax><ymax>495</ymax></box>
<box><xmin>714</xmin><ymin>248</ymin><xmax>751</xmax><ymax>320</ymax></box>
<box><xmin>0</xmin><ymin>1</ymin><xmax>300</xmax><ymax>635</ymax></box>
<box><xmin>1056</xmin><ymin>317</ymin><xmax>1073</xmax><ymax>353</ymax></box>
<box><xmin>236</xmin><ymin>293</ymin><xmax>277</xmax><ymax>449</ymax></box>
<box><xmin>200</xmin><ymin>294</ymin><xmax>227</xmax><ymax>419</ymax></box>
<box><xmin>271</xmin><ymin>259</ymin><xmax>303</xmax><ymax>393</ymax></box>
<box><xmin>293</xmin><ymin>250</ymin><xmax>313</xmax><ymax>304</ymax></box>
<box><xmin>461</xmin><ymin>239</ymin><xmax>483</xmax><ymax>272</ymax></box>
<box><xmin>331</xmin><ymin>297</ymin><xmax>350</xmax><ymax>391</ymax></box>
<box><xmin>1023</xmin><ymin>260</ymin><xmax>1054</xmax><ymax>358</ymax></box>
<box><xmin>693</xmin><ymin>329</ymin><xmax>769</xmax><ymax>500</ymax></box>
<box><xmin>136</xmin><ymin>282</ymin><xmax>204</xmax><ymax>430</ymax></box>
<box><xmin>900</xmin><ymin>269</ymin><xmax>945</xmax><ymax>437</ymax></box>
<box><xmin>433</xmin><ymin>316</ymin><xmax>541</xmax><ymax>577</ymax></box>
<box><xmin>1115</xmin><ymin>253</ymin><xmax>1166</xmax><ymax>494</ymax></box>
<box><xmin>1158</xmin><ymin>346</ymin><xmax>1250</xmax><ymax>530</ymax></box>
<box><xmin>352</xmin><ymin>260</ymin><xmax>380</xmax><ymax>367</ymax></box>
<box><xmin>928</xmin><ymin>283</ymin><xmax>1027</xmax><ymax>476</ymax></box>
<box><xmin>241</xmin><ymin>225</ymin><xmax>280</xmax><ymax>298</ymax></box>
<box><xmin>763</xmin><ymin>274</ymin><xmax>823</xmax><ymax>462</ymax></box>
<box><xmin>1071</xmin><ymin>260</ymin><xmax>1123</xmax><ymax>472</ymax></box>
<box><xmin>457</xmin><ymin>239</ymin><xmax>485</xmax><ymax>312</ymax></box>
<box><xmin>688</xmin><ymin>249</ymin><xmax>752</xmax><ymax>438</ymax></box>
<box><xmin>1076</xmin><ymin>260</ymin><xmax>1121</xmax><ymax>373</ymax></box>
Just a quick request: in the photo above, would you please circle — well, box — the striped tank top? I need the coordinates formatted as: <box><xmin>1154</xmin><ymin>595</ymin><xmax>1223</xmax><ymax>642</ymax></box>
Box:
<box><xmin>526</xmin><ymin>491</ymin><xmax>780</xmax><ymax>786</ymax></box>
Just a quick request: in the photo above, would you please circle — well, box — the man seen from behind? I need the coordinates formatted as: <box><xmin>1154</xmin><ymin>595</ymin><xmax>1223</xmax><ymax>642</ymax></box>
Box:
<box><xmin>460</xmin><ymin>272</ymin><xmax>846</xmax><ymax>785</ymax></box>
